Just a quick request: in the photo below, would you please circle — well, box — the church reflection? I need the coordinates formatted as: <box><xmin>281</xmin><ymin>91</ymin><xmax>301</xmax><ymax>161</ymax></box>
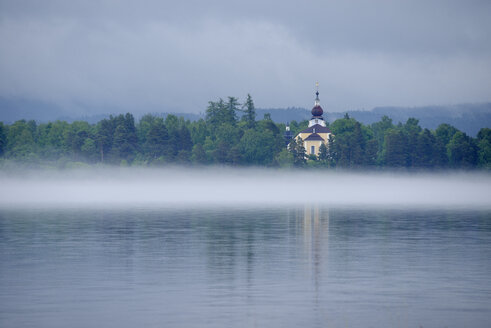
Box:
<box><xmin>298</xmin><ymin>205</ymin><xmax>330</xmax><ymax>305</ymax></box>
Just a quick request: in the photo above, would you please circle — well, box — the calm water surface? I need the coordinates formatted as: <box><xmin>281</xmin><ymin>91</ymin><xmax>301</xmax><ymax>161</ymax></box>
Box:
<box><xmin>1</xmin><ymin>206</ymin><xmax>490</xmax><ymax>327</ymax></box>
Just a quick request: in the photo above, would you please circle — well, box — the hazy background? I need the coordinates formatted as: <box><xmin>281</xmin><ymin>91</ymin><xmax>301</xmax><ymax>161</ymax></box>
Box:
<box><xmin>1</xmin><ymin>0</ymin><xmax>491</xmax><ymax>116</ymax></box>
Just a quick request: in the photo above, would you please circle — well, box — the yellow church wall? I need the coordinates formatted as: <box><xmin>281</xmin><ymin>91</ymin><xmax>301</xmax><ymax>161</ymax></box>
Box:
<box><xmin>294</xmin><ymin>132</ymin><xmax>332</xmax><ymax>157</ymax></box>
<box><xmin>304</xmin><ymin>140</ymin><xmax>323</xmax><ymax>156</ymax></box>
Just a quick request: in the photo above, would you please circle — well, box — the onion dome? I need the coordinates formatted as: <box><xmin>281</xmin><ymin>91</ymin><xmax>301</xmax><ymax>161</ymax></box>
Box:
<box><xmin>311</xmin><ymin>89</ymin><xmax>323</xmax><ymax>117</ymax></box>
<box><xmin>312</xmin><ymin>105</ymin><xmax>323</xmax><ymax>117</ymax></box>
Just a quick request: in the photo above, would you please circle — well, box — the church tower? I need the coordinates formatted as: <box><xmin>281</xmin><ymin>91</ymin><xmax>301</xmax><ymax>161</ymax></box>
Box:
<box><xmin>291</xmin><ymin>83</ymin><xmax>332</xmax><ymax>157</ymax></box>
<box><xmin>308</xmin><ymin>82</ymin><xmax>327</xmax><ymax>128</ymax></box>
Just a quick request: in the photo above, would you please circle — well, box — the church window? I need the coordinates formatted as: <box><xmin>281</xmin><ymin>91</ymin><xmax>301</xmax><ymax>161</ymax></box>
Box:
<box><xmin>311</xmin><ymin>146</ymin><xmax>315</xmax><ymax>154</ymax></box>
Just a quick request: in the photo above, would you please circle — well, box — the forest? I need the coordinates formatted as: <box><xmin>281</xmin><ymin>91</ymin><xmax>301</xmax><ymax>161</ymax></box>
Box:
<box><xmin>0</xmin><ymin>94</ymin><xmax>490</xmax><ymax>170</ymax></box>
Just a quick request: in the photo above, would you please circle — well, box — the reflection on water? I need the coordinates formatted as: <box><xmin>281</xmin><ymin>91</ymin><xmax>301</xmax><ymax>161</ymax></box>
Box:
<box><xmin>302</xmin><ymin>205</ymin><xmax>329</xmax><ymax>312</ymax></box>
<box><xmin>0</xmin><ymin>206</ymin><xmax>490</xmax><ymax>328</ymax></box>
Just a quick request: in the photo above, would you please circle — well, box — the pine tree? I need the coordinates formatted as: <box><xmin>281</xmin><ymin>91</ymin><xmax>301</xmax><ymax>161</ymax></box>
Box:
<box><xmin>351</xmin><ymin>122</ymin><xmax>365</xmax><ymax>167</ymax></box>
<box><xmin>384</xmin><ymin>129</ymin><xmax>407</xmax><ymax>167</ymax></box>
<box><xmin>111</xmin><ymin>113</ymin><xmax>138</xmax><ymax>163</ymax></box>
<box><xmin>145</xmin><ymin>119</ymin><xmax>170</xmax><ymax>159</ymax></box>
<box><xmin>178</xmin><ymin>125</ymin><xmax>193</xmax><ymax>152</ymax></box>
<box><xmin>477</xmin><ymin>128</ymin><xmax>491</xmax><ymax>169</ymax></box>
<box><xmin>293</xmin><ymin>137</ymin><xmax>306</xmax><ymax>166</ymax></box>
<box><xmin>318</xmin><ymin>143</ymin><xmax>329</xmax><ymax>166</ymax></box>
<box><xmin>242</xmin><ymin>94</ymin><xmax>256</xmax><ymax>128</ymax></box>
<box><xmin>96</xmin><ymin>118</ymin><xmax>115</xmax><ymax>163</ymax></box>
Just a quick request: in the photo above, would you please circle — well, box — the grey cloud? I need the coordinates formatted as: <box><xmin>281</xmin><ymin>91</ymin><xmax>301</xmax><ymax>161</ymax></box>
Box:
<box><xmin>0</xmin><ymin>0</ymin><xmax>490</xmax><ymax>114</ymax></box>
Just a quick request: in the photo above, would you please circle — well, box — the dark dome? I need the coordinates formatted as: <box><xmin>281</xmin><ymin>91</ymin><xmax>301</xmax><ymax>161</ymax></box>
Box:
<box><xmin>311</xmin><ymin>105</ymin><xmax>323</xmax><ymax>117</ymax></box>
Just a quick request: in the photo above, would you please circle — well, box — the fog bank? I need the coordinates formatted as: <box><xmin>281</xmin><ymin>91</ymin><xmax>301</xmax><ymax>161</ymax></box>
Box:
<box><xmin>0</xmin><ymin>167</ymin><xmax>490</xmax><ymax>208</ymax></box>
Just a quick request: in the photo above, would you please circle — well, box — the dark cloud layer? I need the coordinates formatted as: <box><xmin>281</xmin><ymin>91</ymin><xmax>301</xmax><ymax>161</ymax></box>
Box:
<box><xmin>1</xmin><ymin>0</ymin><xmax>490</xmax><ymax>114</ymax></box>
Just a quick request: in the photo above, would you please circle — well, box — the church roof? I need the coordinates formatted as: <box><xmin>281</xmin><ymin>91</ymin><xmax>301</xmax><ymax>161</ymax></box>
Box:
<box><xmin>304</xmin><ymin>133</ymin><xmax>325</xmax><ymax>141</ymax></box>
<box><xmin>299</xmin><ymin>124</ymin><xmax>331</xmax><ymax>134</ymax></box>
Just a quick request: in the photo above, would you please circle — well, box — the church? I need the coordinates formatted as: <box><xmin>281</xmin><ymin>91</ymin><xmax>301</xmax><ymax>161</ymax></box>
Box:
<box><xmin>290</xmin><ymin>85</ymin><xmax>332</xmax><ymax>156</ymax></box>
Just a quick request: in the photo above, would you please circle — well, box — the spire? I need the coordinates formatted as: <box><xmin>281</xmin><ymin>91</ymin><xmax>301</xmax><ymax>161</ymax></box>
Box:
<box><xmin>309</xmin><ymin>81</ymin><xmax>326</xmax><ymax>127</ymax></box>
<box><xmin>314</xmin><ymin>81</ymin><xmax>320</xmax><ymax>107</ymax></box>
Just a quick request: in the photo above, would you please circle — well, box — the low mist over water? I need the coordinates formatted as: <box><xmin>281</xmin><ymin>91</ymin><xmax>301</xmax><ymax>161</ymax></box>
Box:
<box><xmin>0</xmin><ymin>167</ymin><xmax>489</xmax><ymax>208</ymax></box>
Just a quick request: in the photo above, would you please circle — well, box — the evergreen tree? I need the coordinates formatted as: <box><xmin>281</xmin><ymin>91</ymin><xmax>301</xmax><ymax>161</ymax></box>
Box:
<box><xmin>331</xmin><ymin>134</ymin><xmax>350</xmax><ymax>167</ymax></box>
<box><xmin>258</xmin><ymin>115</ymin><xmax>280</xmax><ymax>136</ymax></box>
<box><xmin>403</xmin><ymin>118</ymin><xmax>422</xmax><ymax>167</ymax></box>
<box><xmin>477</xmin><ymin>128</ymin><xmax>491</xmax><ymax>169</ymax></box>
<box><xmin>6</xmin><ymin>120</ymin><xmax>37</xmax><ymax>160</ymax></box>
<box><xmin>239</xmin><ymin>129</ymin><xmax>275</xmax><ymax>165</ymax></box>
<box><xmin>64</xmin><ymin>121</ymin><xmax>91</xmax><ymax>160</ymax></box>
<box><xmin>288</xmin><ymin>137</ymin><xmax>298</xmax><ymax>162</ymax></box>
<box><xmin>191</xmin><ymin>143</ymin><xmax>208</xmax><ymax>164</ymax></box>
<box><xmin>213</xmin><ymin>141</ymin><xmax>230</xmax><ymax>163</ymax></box>
<box><xmin>164</xmin><ymin>114</ymin><xmax>180</xmax><ymax>159</ymax></box>
<box><xmin>435</xmin><ymin>123</ymin><xmax>458</xmax><ymax>147</ymax></box>
<box><xmin>365</xmin><ymin>139</ymin><xmax>378</xmax><ymax>167</ymax></box>
<box><xmin>111</xmin><ymin>113</ymin><xmax>138</xmax><ymax>163</ymax></box>
<box><xmin>226</xmin><ymin>97</ymin><xmax>240</xmax><ymax>125</ymax></box>
<box><xmin>206</xmin><ymin>98</ymin><xmax>238</xmax><ymax>127</ymax></box>
<box><xmin>447</xmin><ymin>131</ymin><xmax>478</xmax><ymax>168</ymax></box>
<box><xmin>371</xmin><ymin>115</ymin><xmax>394</xmax><ymax>162</ymax></box>
<box><xmin>242</xmin><ymin>94</ymin><xmax>256</xmax><ymax>128</ymax></box>
<box><xmin>228</xmin><ymin>146</ymin><xmax>242</xmax><ymax>165</ymax></box>
<box><xmin>205</xmin><ymin>100</ymin><xmax>221</xmax><ymax>127</ymax></box>
<box><xmin>137</xmin><ymin>114</ymin><xmax>159</xmax><ymax>146</ymax></box>
<box><xmin>274</xmin><ymin>148</ymin><xmax>294</xmax><ymax>167</ymax></box>
<box><xmin>190</xmin><ymin>119</ymin><xmax>207</xmax><ymax>145</ymax></box>
<box><xmin>351</xmin><ymin>122</ymin><xmax>365</xmax><ymax>167</ymax></box>
<box><xmin>434</xmin><ymin>138</ymin><xmax>449</xmax><ymax>168</ymax></box>
<box><xmin>0</xmin><ymin>122</ymin><xmax>6</xmax><ymax>156</ymax></box>
<box><xmin>384</xmin><ymin>129</ymin><xmax>407</xmax><ymax>167</ymax></box>
<box><xmin>178</xmin><ymin>125</ymin><xmax>193</xmax><ymax>152</ymax></box>
<box><xmin>318</xmin><ymin>143</ymin><xmax>329</xmax><ymax>165</ymax></box>
<box><xmin>216</xmin><ymin>123</ymin><xmax>241</xmax><ymax>148</ymax></box>
<box><xmin>293</xmin><ymin>137</ymin><xmax>306</xmax><ymax>166</ymax></box>
<box><xmin>145</xmin><ymin>119</ymin><xmax>170</xmax><ymax>160</ymax></box>
<box><xmin>37</xmin><ymin>121</ymin><xmax>70</xmax><ymax>159</ymax></box>
<box><xmin>414</xmin><ymin>128</ymin><xmax>437</xmax><ymax>168</ymax></box>
<box><xmin>81</xmin><ymin>138</ymin><xmax>98</xmax><ymax>162</ymax></box>
<box><xmin>96</xmin><ymin>118</ymin><xmax>116</xmax><ymax>163</ymax></box>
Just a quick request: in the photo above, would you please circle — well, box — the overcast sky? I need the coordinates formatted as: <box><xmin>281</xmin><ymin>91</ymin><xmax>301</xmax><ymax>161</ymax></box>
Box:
<box><xmin>1</xmin><ymin>0</ymin><xmax>490</xmax><ymax>115</ymax></box>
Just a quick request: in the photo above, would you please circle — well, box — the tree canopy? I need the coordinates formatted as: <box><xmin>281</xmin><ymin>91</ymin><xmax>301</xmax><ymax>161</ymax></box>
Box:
<box><xmin>0</xmin><ymin>95</ymin><xmax>489</xmax><ymax>170</ymax></box>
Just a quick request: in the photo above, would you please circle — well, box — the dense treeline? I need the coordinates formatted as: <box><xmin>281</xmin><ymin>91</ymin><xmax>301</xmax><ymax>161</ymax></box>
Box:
<box><xmin>0</xmin><ymin>95</ymin><xmax>490</xmax><ymax>170</ymax></box>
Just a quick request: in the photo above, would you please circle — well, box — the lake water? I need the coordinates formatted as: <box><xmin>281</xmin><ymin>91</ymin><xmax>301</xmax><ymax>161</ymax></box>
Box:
<box><xmin>1</xmin><ymin>206</ymin><xmax>490</xmax><ymax>328</ymax></box>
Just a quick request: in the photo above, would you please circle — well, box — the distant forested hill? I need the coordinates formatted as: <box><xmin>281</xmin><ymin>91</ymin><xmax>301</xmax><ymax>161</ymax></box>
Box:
<box><xmin>0</xmin><ymin>97</ymin><xmax>203</xmax><ymax>124</ymax></box>
<box><xmin>326</xmin><ymin>103</ymin><xmax>491</xmax><ymax>137</ymax></box>
<box><xmin>259</xmin><ymin>103</ymin><xmax>491</xmax><ymax>137</ymax></box>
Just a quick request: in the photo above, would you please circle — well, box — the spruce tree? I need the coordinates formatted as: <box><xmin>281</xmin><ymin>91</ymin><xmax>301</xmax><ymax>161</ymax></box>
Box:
<box><xmin>145</xmin><ymin>119</ymin><xmax>169</xmax><ymax>159</ymax></box>
<box><xmin>294</xmin><ymin>137</ymin><xmax>306</xmax><ymax>166</ymax></box>
<box><xmin>477</xmin><ymin>128</ymin><xmax>491</xmax><ymax>169</ymax></box>
<box><xmin>242</xmin><ymin>94</ymin><xmax>256</xmax><ymax>128</ymax></box>
<box><xmin>0</xmin><ymin>122</ymin><xmax>6</xmax><ymax>156</ymax></box>
<box><xmin>318</xmin><ymin>143</ymin><xmax>329</xmax><ymax>165</ymax></box>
